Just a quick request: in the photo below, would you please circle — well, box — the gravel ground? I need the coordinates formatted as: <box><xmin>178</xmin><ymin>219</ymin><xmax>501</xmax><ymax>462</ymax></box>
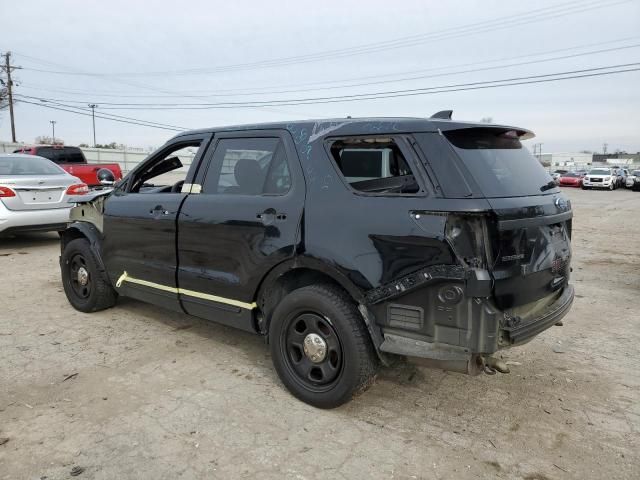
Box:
<box><xmin>1</xmin><ymin>188</ymin><xmax>639</xmax><ymax>480</ymax></box>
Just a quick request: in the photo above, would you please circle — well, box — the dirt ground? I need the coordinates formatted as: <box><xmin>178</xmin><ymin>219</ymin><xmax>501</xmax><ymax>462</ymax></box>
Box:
<box><xmin>1</xmin><ymin>188</ymin><xmax>638</xmax><ymax>480</ymax></box>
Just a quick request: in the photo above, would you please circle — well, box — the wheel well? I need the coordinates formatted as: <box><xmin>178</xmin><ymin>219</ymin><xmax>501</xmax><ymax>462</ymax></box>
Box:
<box><xmin>257</xmin><ymin>268</ymin><xmax>352</xmax><ymax>335</ymax></box>
<box><xmin>60</xmin><ymin>228</ymin><xmax>87</xmax><ymax>252</ymax></box>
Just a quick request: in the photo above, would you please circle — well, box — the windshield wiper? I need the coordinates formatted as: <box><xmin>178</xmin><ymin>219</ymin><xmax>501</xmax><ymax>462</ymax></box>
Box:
<box><xmin>540</xmin><ymin>180</ymin><xmax>557</xmax><ymax>192</ymax></box>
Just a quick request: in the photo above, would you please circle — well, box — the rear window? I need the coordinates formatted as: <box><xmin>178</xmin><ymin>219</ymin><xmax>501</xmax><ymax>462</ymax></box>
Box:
<box><xmin>0</xmin><ymin>156</ymin><xmax>65</xmax><ymax>175</ymax></box>
<box><xmin>443</xmin><ymin>128</ymin><xmax>557</xmax><ymax>198</ymax></box>
<box><xmin>35</xmin><ymin>147</ymin><xmax>86</xmax><ymax>164</ymax></box>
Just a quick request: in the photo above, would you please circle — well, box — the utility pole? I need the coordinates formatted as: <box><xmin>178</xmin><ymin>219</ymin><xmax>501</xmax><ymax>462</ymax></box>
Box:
<box><xmin>88</xmin><ymin>104</ymin><xmax>98</xmax><ymax>147</ymax></box>
<box><xmin>49</xmin><ymin>120</ymin><xmax>56</xmax><ymax>144</ymax></box>
<box><xmin>603</xmin><ymin>143</ymin><xmax>608</xmax><ymax>155</ymax></box>
<box><xmin>3</xmin><ymin>52</ymin><xmax>18</xmax><ymax>142</ymax></box>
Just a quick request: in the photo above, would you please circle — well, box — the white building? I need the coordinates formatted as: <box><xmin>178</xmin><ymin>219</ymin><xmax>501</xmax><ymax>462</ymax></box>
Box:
<box><xmin>540</xmin><ymin>152</ymin><xmax>593</xmax><ymax>167</ymax></box>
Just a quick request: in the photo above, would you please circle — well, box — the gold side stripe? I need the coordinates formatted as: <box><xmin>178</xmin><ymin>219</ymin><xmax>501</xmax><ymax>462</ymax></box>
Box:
<box><xmin>115</xmin><ymin>271</ymin><xmax>256</xmax><ymax>310</ymax></box>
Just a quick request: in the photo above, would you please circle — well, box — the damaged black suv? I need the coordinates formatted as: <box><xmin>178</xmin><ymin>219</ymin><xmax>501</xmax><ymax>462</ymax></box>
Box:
<box><xmin>60</xmin><ymin>113</ymin><xmax>574</xmax><ymax>408</ymax></box>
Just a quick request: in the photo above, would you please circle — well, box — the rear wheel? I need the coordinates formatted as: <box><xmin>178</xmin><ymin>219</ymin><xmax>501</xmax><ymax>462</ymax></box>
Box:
<box><xmin>269</xmin><ymin>284</ymin><xmax>378</xmax><ymax>408</ymax></box>
<box><xmin>61</xmin><ymin>238</ymin><xmax>117</xmax><ymax>312</ymax></box>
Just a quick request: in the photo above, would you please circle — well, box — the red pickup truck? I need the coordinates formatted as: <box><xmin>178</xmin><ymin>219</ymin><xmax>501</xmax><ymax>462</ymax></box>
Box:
<box><xmin>13</xmin><ymin>145</ymin><xmax>123</xmax><ymax>188</ymax></box>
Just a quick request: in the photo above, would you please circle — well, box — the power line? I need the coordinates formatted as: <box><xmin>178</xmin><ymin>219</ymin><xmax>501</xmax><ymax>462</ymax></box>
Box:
<box><xmin>18</xmin><ymin>63</ymin><xmax>639</xmax><ymax>109</ymax></box>
<box><xmin>16</xmin><ymin>63</ymin><xmax>640</xmax><ymax>112</ymax></box>
<box><xmin>14</xmin><ymin>95</ymin><xmax>189</xmax><ymax>130</ymax></box>
<box><xmin>16</xmin><ymin>41</ymin><xmax>640</xmax><ymax>102</ymax></box>
<box><xmin>15</xmin><ymin>0</ymin><xmax>630</xmax><ymax>77</ymax></box>
<box><xmin>16</xmin><ymin>99</ymin><xmax>185</xmax><ymax>131</ymax></box>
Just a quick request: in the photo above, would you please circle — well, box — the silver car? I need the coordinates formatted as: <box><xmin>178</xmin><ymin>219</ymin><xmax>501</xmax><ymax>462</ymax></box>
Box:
<box><xmin>0</xmin><ymin>154</ymin><xmax>88</xmax><ymax>236</ymax></box>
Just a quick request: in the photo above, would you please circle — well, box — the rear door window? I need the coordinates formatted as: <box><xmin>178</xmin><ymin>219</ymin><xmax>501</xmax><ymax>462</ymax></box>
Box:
<box><xmin>328</xmin><ymin>137</ymin><xmax>420</xmax><ymax>194</ymax></box>
<box><xmin>442</xmin><ymin>127</ymin><xmax>557</xmax><ymax>198</ymax></box>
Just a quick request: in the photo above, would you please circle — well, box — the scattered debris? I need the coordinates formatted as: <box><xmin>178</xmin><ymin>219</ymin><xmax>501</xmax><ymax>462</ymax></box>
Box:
<box><xmin>0</xmin><ymin>437</ymin><xmax>9</xmax><ymax>446</ymax></box>
<box><xmin>24</xmin><ymin>403</ymin><xmax>33</xmax><ymax>409</ymax></box>
<box><xmin>552</xmin><ymin>344</ymin><xmax>566</xmax><ymax>353</ymax></box>
<box><xmin>70</xmin><ymin>466</ymin><xmax>85</xmax><ymax>476</ymax></box>
<box><xmin>62</xmin><ymin>373</ymin><xmax>78</xmax><ymax>382</ymax></box>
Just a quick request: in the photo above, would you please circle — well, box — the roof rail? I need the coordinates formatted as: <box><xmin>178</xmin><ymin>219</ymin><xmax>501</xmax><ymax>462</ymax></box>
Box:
<box><xmin>430</xmin><ymin>110</ymin><xmax>453</xmax><ymax>120</ymax></box>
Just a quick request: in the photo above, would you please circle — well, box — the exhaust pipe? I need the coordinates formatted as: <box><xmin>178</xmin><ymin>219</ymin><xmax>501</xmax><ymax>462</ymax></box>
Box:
<box><xmin>412</xmin><ymin>355</ymin><xmax>510</xmax><ymax>376</ymax></box>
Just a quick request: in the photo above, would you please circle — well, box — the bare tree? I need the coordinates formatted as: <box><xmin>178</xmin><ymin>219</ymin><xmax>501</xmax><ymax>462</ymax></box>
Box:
<box><xmin>480</xmin><ymin>117</ymin><xmax>493</xmax><ymax>123</ymax></box>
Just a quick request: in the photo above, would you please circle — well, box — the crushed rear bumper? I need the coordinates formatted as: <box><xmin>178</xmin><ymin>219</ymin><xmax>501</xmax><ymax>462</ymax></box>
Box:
<box><xmin>501</xmin><ymin>284</ymin><xmax>574</xmax><ymax>345</ymax></box>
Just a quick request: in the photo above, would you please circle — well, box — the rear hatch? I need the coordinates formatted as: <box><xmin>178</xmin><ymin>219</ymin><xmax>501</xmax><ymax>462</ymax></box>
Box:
<box><xmin>416</xmin><ymin>127</ymin><xmax>572</xmax><ymax>309</ymax></box>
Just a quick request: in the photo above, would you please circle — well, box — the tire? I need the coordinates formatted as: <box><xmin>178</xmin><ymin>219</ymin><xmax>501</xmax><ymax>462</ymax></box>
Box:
<box><xmin>609</xmin><ymin>183</ymin><xmax>615</xmax><ymax>191</ymax></box>
<box><xmin>61</xmin><ymin>238</ymin><xmax>117</xmax><ymax>313</ymax></box>
<box><xmin>269</xmin><ymin>283</ymin><xmax>378</xmax><ymax>408</ymax></box>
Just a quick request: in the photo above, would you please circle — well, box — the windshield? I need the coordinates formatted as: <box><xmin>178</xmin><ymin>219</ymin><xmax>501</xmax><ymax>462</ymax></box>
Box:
<box><xmin>589</xmin><ymin>169</ymin><xmax>611</xmax><ymax>175</ymax></box>
<box><xmin>443</xmin><ymin>128</ymin><xmax>557</xmax><ymax>197</ymax></box>
<box><xmin>562</xmin><ymin>172</ymin><xmax>580</xmax><ymax>177</ymax></box>
<box><xmin>0</xmin><ymin>156</ymin><xmax>65</xmax><ymax>175</ymax></box>
<box><xmin>633</xmin><ymin>171</ymin><xmax>640</xmax><ymax>176</ymax></box>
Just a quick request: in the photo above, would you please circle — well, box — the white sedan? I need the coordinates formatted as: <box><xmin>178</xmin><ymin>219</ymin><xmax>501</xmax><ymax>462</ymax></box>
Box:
<box><xmin>0</xmin><ymin>154</ymin><xmax>88</xmax><ymax>236</ymax></box>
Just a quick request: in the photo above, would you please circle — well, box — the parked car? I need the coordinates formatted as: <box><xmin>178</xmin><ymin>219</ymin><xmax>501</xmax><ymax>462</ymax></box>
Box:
<box><xmin>619</xmin><ymin>168</ymin><xmax>629</xmax><ymax>188</ymax></box>
<box><xmin>13</xmin><ymin>145</ymin><xmax>123</xmax><ymax>188</ymax></box>
<box><xmin>627</xmin><ymin>170</ymin><xmax>640</xmax><ymax>191</ymax></box>
<box><xmin>551</xmin><ymin>169</ymin><xmax>569</xmax><ymax>184</ymax></box>
<box><xmin>0</xmin><ymin>154</ymin><xmax>88</xmax><ymax>236</ymax></box>
<box><xmin>582</xmin><ymin>167</ymin><xmax>617</xmax><ymax>190</ymax></box>
<box><xmin>558</xmin><ymin>171</ymin><xmax>584</xmax><ymax>187</ymax></box>
<box><xmin>59</xmin><ymin>115</ymin><xmax>574</xmax><ymax>408</ymax></box>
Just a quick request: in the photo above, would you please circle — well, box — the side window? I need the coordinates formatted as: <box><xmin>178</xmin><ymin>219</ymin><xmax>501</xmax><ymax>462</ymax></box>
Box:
<box><xmin>329</xmin><ymin>137</ymin><xmax>420</xmax><ymax>194</ymax></box>
<box><xmin>202</xmin><ymin>137</ymin><xmax>291</xmax><ymax>195</ymax></box>
<box><xmin>129</xmin><ymin>141</ymin><xmax>202</xmax><ymax>193</ymax></box>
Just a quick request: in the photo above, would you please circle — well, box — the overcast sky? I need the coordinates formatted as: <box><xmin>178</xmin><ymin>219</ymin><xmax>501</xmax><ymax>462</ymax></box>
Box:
<box><xmin>1</xmin><ymin>0</ymin><xmax>639</xmax><ymax>153</ymax></box>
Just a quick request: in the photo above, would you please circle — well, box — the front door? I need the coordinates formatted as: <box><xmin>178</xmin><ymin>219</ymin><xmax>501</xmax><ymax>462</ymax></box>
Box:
<box><xmin>102</xmin><ymin>134</ymin><xmax>211</xmax><ymax>311</ymax></box>
<box><xmin>177</xmin><ymin>130</ymin><xmax>305</xmax><ymax>330</ymax></box>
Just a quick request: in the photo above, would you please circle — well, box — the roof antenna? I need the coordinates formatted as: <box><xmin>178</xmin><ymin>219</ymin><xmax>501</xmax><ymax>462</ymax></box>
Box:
<box><xmin>430</xmin><ymin>110</ymin><xmax>453</xmax><ymax>120</ymax></box>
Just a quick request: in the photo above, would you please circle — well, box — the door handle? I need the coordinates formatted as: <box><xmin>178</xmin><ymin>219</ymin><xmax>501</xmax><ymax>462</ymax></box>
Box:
<box><xmin>150</xmin><ymin>205</ymin><xmax>170</xmax><ymax>216</ymax></box>
<box><xmin>256</xmin><ymin>208</ymin><xmax>284</xmax><ymax>225</ymax></box>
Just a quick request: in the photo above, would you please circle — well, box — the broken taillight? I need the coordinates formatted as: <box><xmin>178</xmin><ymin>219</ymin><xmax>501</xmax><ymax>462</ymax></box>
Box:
<box><xmin>66</xmin><ymin>183</ymin><xmax>89</xmax><ymax>195</ymax></box>
<box><xmin>0</xmin><ymin>186</ymin><xmax>17</xmax><ymax>197</ymax></box>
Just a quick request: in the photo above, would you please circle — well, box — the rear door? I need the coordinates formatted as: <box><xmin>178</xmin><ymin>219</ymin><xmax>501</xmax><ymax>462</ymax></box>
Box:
<box><xmin>176</xmin><ymin>130</ymin><xmax>305</xmax><ymax>330</ymax></box>
<box><xmin>101</xmin><ymin>134</ymin><xmax>211</xmax><ymax>312</ymax></box>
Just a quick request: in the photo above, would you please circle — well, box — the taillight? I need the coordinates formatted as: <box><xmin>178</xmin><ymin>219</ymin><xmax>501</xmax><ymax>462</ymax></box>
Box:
<box><xmin>0</xmin><ymin>186</ymin><xmax>16</xmax><ymax>197</ymax></box>
<box><xmin>66</xmin><ymin>183</ymin><xmax>89</xmax><ymax>195</ymax></box>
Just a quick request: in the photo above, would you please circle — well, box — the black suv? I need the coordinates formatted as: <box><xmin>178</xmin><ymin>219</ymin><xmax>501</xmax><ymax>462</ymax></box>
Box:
<box><xmin>60</xmin><ymin>115</ymin><xmax>574</xmax><ymax>408</ymax></box>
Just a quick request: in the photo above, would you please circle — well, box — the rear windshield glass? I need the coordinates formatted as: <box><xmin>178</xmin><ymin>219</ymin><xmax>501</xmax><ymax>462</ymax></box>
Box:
<box><xmin>0</xmin><ymin>156</ymin><xmax>65</xmax><ymax>175</ymax></box>
<box><xmin>36</xmin><ymin>147</ymin><xmax>85</xmax><ymax>163</ymax></box>
<box><xmin>443</xmin><ymin>128</ymin><xmax>557</xmax><ymax>197</ymax></box>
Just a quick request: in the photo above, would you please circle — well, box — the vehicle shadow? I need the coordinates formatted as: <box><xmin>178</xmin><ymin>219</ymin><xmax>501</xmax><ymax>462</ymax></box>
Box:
<box><xmin>114</xmin><ymin>296</ymin><xmax>437</xmax><ymax>402</ymax></box>
<box><xmin>0</xmin><ymin>232</ymin><xmax>61</xmax><ymax>251</ymax></box>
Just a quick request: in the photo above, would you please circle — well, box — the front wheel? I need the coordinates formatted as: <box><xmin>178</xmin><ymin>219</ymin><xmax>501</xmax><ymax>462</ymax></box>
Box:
<box><xmin>269</xmin><ymin>284</ymin><xmax>378</xmax><ymax>408</ymax></box>
<box><xmin>61</xmin><ymin>238</ymin><xmax>117</xmax><ymax>312</ymax></box>
<box><xmin>609</xmin><ymin>183</ymin><xmax>615</xmax><ymax>191</ymax></box>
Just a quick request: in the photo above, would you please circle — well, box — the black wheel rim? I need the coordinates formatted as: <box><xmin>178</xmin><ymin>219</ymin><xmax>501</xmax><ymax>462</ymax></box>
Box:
<box><xmin>69</xmin><ymin>253</ymin><xmax>91</xmax><ymax>300</ymax></box>
<box><xmin>281</xmin><ymin>312</ymin><xmax>343</xmax><ymax>392</ymax></box>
